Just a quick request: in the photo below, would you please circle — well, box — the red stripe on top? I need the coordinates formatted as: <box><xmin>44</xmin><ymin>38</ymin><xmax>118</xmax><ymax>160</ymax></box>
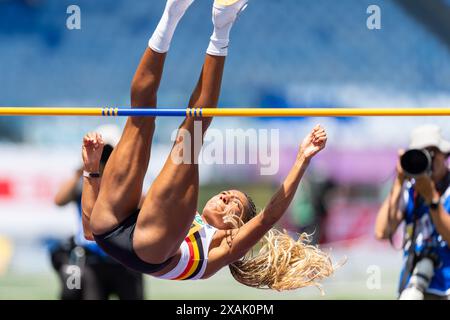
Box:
<box><xmin>175</xmin><ymin>236</ymin><xmax>194</xmax><ymax>280</ymax></box>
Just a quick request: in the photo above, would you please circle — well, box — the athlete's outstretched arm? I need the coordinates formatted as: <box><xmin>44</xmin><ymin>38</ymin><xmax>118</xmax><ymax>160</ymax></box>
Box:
<box><xmin>208</xmin><ymin>125</ymin><xmax>327</xmax><ymax>269</ymax></box>
<box><xmin>81</xmin><ymin>132</ymin><xmax>105</xmax><ymax>240</ymax></box>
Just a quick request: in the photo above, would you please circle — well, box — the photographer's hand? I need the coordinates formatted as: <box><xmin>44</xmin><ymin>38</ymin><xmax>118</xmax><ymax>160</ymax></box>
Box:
<box><xmin>415</xmin><ymin>175</ymin><xmax>439</xmax><ymax>204</ymax></box>
<box><xmin>396</xmin><ymin>149</ymin><xmax>406</xmax><ymax>184</ymax></box>
<box><xmin>415</xmin><ymin>175</ymin><xmax>450</xmax><ymax>244</ymax></box>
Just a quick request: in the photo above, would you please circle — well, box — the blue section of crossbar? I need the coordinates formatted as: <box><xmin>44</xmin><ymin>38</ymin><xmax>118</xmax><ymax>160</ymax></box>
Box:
<box><xmin>116</xmin><ymin>108</ymin><xmax>188</xmax><ymax>117</ymax></box>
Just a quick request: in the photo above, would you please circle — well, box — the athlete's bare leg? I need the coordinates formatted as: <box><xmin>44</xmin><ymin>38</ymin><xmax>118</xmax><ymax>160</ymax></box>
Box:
<box><xmin>90</xmin><ymin>0</ymin><xmax>196</xmax><ymax>235</ymax></box>
<box><xmin>134</xmin><ymin>54</ymin><xmax>225</xmax><ymax>263</ymax></box>
<box><xmin>90</xmin><ymin>49</ymin><xmax>165</xmax><ymax>235</ymax></box>
<box><xmin>133</xmin><ymin>0</ymin><xmax>249</xmax><ymax>265</ymax></box>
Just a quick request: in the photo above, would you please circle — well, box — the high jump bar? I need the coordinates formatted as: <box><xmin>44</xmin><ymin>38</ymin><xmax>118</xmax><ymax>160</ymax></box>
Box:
<box><xmin>1</xmin><ymin>107</ymin><xmax>450</xmax><ymax>117</ymax></box>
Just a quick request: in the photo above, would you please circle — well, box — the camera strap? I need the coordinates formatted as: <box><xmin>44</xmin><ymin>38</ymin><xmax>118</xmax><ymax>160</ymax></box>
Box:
<box><xmin>399</xmin><ymin>191</ymin><xmax>421</xmax><ymax>293</ymax></box>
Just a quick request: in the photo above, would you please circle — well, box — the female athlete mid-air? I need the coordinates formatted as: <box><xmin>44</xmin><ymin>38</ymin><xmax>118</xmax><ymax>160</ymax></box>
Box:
<box><xmin>81</xmin><ymin>0</ymin><xmax>338</xmax><ymax>292</ymax></box>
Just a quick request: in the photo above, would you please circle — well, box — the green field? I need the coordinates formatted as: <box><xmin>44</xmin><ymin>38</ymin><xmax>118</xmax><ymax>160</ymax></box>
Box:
<box><xmin>0</xmin><ymin>268</ymin><xmax>397</xmax><ymax>300</ymax></box>
<box><xmin>0</xmin><ymin>182</ymin><xmax>400</xmax><ymax>300</ymax></box>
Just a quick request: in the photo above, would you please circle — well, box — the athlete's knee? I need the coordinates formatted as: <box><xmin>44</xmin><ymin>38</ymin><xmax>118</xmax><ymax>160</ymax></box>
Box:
<box><xmin>88</xmin><ymin>203</ymin><xmax>112</xmax><ymax>235</ymax></box>
<box><xmin>88</xmin><ymin>207</ymin><xmax>101</xmax><ymax>233</ymax></box>
<box><xmin>130</xmin><ymin>75</ymin><xmax>158</xmax><ymax>107</ymax></box>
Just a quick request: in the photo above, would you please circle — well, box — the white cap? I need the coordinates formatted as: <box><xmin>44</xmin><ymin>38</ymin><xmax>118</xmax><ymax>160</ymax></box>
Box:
<box><xmin>95</xmin><ymin>124</ymin><xmax>121</xmax><ymax>147</ymax></box>
<box><xmin>409</xmin><ymin>124</ymin><xmax>450</xmax><ymax>154</ymax></box>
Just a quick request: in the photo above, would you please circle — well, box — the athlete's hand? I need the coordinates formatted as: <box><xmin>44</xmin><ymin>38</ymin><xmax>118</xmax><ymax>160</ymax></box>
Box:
<box><xmin>82</xmin><ymin>132</ymin><xmax>104</xmax><ymax>172</ymax></box>
<box><xmin>299</xmin><ymin>125</ymin><xmax>327</xmax><ymax>160</ymax></box>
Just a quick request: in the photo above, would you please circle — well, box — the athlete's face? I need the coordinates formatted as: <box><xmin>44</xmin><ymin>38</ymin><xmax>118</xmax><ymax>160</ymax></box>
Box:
<box><xmin>202</xmin><ymin>190</ymin><xmax>248</xmax><ymax>230</ymax></box>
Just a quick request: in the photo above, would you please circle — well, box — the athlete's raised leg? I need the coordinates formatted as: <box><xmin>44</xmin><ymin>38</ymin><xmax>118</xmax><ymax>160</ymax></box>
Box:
<box><xmin>134</xmin><ymin>0</ymin><xmax>249</xmax><ymax>264</ymax></box>
<box><xmin>90</xmin><ymin>0</ymin><xmax>195</xmax><ymax>235</ymax></box>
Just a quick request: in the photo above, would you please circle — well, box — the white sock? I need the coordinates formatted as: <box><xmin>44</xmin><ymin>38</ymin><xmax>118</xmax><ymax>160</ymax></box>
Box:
<box><xmin>207</xmin><ymin>0</ymin><xmax>248</xmax><ymax>56</ymax></box>
<box><xmin>148</xmin><ymin>0</ymin><xmax>195</xmax><ymax>53</ymax></box>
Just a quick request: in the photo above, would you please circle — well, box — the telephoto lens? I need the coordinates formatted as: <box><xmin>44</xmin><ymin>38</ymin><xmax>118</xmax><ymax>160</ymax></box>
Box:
<box><xmin>400</xmin><ymin>149</ymin><xmax>432</xmax><ymax>178</ymax></box>
<box><xmin>399</xmin><ymin>258</ymin><xmax>434</xmax><ymax>300</ymax></box>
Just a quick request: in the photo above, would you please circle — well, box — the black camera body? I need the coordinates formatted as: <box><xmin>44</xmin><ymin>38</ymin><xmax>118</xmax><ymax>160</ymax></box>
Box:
<box><xmin>400</xmin><ymin>149</ymin><xmax>433</xmax><ymax>178</ymax></box>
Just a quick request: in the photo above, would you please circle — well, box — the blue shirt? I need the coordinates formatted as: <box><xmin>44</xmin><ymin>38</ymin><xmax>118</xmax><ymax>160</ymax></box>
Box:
<box><xmin>399</xmin><ymin>181</ymin><xmax>450</xmax><ymax>296</ymax></box>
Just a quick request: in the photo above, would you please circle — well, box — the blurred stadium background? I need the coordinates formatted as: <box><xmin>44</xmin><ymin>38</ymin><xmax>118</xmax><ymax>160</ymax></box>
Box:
<box><xmin>1</xmin><ymin>0</ymin><xmax>450</xmax><ymax>299</ymax></box>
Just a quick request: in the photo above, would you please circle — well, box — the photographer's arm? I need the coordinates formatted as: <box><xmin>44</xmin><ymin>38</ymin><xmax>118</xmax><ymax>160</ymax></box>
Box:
<box><xmin>416</xmin><ymin>176</ymin><xmax>450</xmax><ymax>244</ymax></box>
<box><xmin>54</xmin><ymin>168</ymin><xmax>83</xmax><ymax>206</ymax></box>
<box><xmin>375</xmin><ymin>176</ymin><xmax>405</xmax><ymax>240</ymax></box>
<box><xmin>375</xmin><ymin>151</ymin><xmax>406</xmax><ymax>240</ymax></box>
<box><xmin>430</xmin><ymin>203</ymin><xmax>450</xmax><ymax>244</ymax></box>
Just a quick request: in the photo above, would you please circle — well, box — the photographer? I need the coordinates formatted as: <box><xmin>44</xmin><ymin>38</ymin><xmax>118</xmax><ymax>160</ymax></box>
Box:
<box><xmin>52</xmin><ymin>125</ymin><xmax>144</xmax><ymax>300</ymax></box>
<box><xmin>375</xmin><ymin>125</ymin><xmax>450</xmax><ymax>300</ymax></box>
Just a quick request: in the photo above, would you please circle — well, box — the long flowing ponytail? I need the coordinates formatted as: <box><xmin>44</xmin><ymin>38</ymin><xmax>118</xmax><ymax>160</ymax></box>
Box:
<box><xmin>227</xmin><ymin>194</ymin><xmax>343</xmax><ymax>294</ymax></box>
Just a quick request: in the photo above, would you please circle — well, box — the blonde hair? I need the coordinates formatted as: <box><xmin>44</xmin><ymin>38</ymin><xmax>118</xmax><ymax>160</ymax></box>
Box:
<box><xmin>225</xmin><ymin>194</ymin><xmax>343</xmax><ymax>295</ymax></box>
